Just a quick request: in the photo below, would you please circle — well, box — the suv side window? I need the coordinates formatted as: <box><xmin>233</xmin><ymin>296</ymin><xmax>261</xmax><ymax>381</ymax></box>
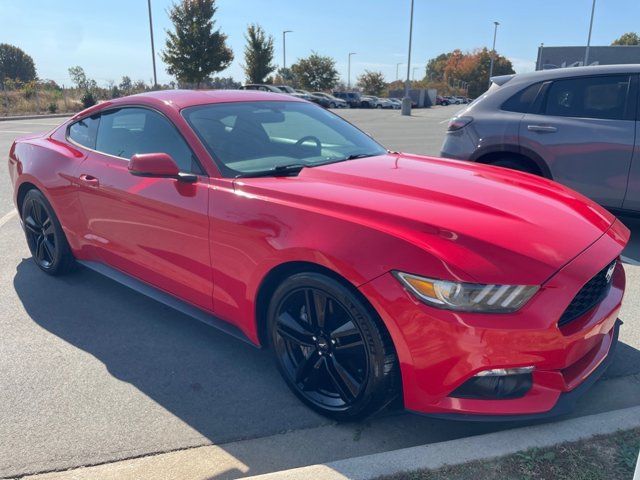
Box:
<box><xmin>543</xmin><ymin>75</ymin><xmax>632</xmax><ymax>121</ymax></box>
<box><xmin>68</xmin><ymin>115</ymin><xmax>100</xmax><ymax>149</ymax></box>
<box><xmin>95</xmin><ymin>107</ymin><xmax>202</xmax><ymax>174</ymax></box>
<box><xmin>501</xmin><ymin>83</ymin><xmax>542</xmax><ymax>113</ymax></box>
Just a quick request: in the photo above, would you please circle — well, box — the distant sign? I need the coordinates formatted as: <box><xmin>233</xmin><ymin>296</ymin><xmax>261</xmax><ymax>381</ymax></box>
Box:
<box><xmin>536</xmin><ymin>46</ymin><xmax>640</xmax><ymax>70</ymax></box>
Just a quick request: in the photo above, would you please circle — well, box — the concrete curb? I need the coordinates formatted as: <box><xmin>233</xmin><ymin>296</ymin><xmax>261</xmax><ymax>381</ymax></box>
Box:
<box><xmin>245</xmin><ymin>405</ymin><xmax>640</xmax><ymax>480</ymax></box>
<box><xmin>0</xmin><ymin>113</ymin><xmax>72</xmax><ymax>121</ymax></box>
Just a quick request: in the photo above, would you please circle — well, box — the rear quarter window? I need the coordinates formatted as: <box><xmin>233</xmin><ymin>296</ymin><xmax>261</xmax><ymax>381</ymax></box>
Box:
<box><xmin>68</xmin><ymin>116</ymin><xmax>100</xmax><ymax>149</ymax></box>
<box><xmin>501</xmin><ymin>83</ymin><xmax>543</xmax><ymax>113</ymax></box>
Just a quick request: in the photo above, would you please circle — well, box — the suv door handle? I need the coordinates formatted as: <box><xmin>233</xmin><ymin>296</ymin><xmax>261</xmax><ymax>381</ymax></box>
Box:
<box><xmin>79</xmin><ymin>174</ymin><xmax>100</xmax><ymax>187</ymax></box>
<box><xmin>527</xmin><ymin>124</ymin><xmax>557</xmax><ymax>133</ymax></box>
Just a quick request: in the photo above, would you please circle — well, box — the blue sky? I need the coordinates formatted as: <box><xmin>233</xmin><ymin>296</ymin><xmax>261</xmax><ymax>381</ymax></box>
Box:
<box><xmin>2</xmin><ymin>0</ymin><xmax>640</xmax><ymax>86</ymax></box>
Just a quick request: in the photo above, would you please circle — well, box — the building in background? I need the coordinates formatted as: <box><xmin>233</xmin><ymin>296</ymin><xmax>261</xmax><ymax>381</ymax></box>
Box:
<box><xmin>536</xmin><ymin>45</ymin><xmax>640</xmax><ymax>70</ymax></box>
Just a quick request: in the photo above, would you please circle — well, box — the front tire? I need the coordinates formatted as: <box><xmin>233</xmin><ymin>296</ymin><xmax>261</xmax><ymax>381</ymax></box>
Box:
<box><xmin>21</xmin><ymin>189</ymin><xmax>75</xmax><ymax>275</ymax></box>
<box><xmin>267</xmin><ymin>272</ymin><xmax>398</xmax><ymax>421</ymax></box>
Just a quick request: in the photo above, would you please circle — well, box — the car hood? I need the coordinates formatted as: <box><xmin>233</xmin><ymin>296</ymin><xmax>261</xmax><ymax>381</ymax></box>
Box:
<box><xmin>235</xmin><ymin>153</ymin><xmax>616</xmax><ymax>285</ymax></box>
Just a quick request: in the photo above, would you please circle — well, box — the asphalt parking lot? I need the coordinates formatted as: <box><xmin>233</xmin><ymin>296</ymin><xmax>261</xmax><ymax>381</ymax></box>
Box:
<box><xmin>1</xmin><ymin>106</ymin><xmax>639</xmax><ymax>479</ymax></box>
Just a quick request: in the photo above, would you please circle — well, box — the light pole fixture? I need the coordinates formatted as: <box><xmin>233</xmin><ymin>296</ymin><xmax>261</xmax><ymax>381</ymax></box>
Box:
<box><xmin>584</xmin><ymin>0</ymin><xmax>596</xmax><ymax>66</ymax></box>
<box><xmin>402</xmin><ymin>0</ymin><xmax>415</xmax><ymax>116</ymax></box>
<box><xmin>488</xmin><ymin>21</ymin><xmax>500</xmax><ymax>88</ymax></box>
<box><xmin>348</xmin><ymin>52</ymin><xmax>356</xmax><ymax>89</ymax></box>
<box><xmin>396</xmin><ymin>62</ymin><xmax>402</xmax><ymax>81</ymax></box>
<box><xmin>282</xmin><ymin>30</ymin><xmax>292</xmax><ymax>70</ymax></box>
<box><xmin>147</xmin><ymin>0</ymin><xmax>158</xmax><ymax>87</ymax></box>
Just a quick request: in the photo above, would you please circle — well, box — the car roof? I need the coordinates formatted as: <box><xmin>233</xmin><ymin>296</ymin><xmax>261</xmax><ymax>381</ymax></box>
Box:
<box><xmin>73</xmin><ymin>89</ymin><xmax>304</xmax><ymax>118</ymax></box>
<box><xmin>494</xmin><ymin>64</ymin><xmax>640</xmax><ymax>86</ymax></box>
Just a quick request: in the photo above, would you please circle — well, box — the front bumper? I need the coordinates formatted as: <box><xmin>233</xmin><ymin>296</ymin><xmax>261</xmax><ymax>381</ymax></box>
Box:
<box><xmin>359</xmin><ymin>220</ymin><xmax>628</xmax><ymax>418</ymax></box>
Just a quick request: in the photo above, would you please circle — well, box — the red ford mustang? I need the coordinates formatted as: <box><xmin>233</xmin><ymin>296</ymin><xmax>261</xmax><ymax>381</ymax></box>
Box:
<box><xmin>8</xmin><ymin>90</ymin><xmax>629</xmax><ymax>421</ymax></box>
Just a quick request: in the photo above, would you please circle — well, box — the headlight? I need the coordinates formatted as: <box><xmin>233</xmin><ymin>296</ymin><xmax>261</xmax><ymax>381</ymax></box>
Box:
<box><xmin>393</xmin><ymin>271</ymin><xmax>538</xmax><ymax>313</ymax></box>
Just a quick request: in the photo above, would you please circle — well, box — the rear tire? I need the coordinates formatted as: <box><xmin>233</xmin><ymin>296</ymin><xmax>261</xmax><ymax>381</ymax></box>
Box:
<box><xmin>329</xmin><ymin>102</ymin><xmax>336</xmax><ymax>108</ymax></box>
<box><xmin>267</xmin><ymin>272</ymin><xmax>399</xmax><ymax>421</ymax></box>
<box><xmin>490</xmin><ymin>159</ymin><xmax>537</xmax><ymax>175</ymax></box>
<box><xmin>21</xmin><ymin>189</ymin><xmax>75</xmax><ymax>275</ymax></box>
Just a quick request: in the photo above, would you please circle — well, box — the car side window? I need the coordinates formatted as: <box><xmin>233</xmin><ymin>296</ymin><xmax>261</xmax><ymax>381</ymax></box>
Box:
<box><xmin>95</xmin><ymin>107</ymin><xmax>202</xmax><ymax>174</ymax></box>
<box><xmin>501</xmin><ymin>83</ymin><xmax>542</xmax><ymax>113</ymax></box>
<box><xmin>68</xmin><ymin>115</ymin><xmax>100</xmax><ymax>149</ymax></box>
<box><xmin>543</xmin><ymin>75</ymin><xmax>632</xmax><ymax>121</ymax></box>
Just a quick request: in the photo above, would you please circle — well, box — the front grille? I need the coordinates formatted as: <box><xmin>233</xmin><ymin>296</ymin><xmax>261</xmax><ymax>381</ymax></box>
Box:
<box><xmin>558</xmin><ymin>260</ymin><xmax>617</xmax><ymax>327</ymax></box>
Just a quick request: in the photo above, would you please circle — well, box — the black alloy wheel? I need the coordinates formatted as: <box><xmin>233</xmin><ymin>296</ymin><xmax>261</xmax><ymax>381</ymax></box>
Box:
<box><xmin>268</xmin><ymin>272</ymin><xmax>398</xmax><ymax>421</ymax></box>
<box><xmin>21</xmin><ymin>189</ymin><xmax>74</xmax><ymax>275</ymax></box>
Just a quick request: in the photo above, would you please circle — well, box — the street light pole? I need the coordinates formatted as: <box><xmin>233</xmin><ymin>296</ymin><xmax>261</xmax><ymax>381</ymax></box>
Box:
<box><xmin>401</xmin><ymin>0</ymin><xmax>415</xmax><ymax>116</ymax></box>
<box><xmin>396</xmin><ymin>62</ymin><xmax>402</xmax><ymax>81</ymax></box>
<box><xmin>412</xmin><ymin>67</ymin><xmax>419</xmax><ymax>81</ymax></box>
<box><xmin>348</xmin><ymin>52</ymin><xmax>356</xmax><ymax>89</ymax></box>
<box><xmin>488</xmin><ymin>21</ymin><xmax>500</xmax><ymax>88</ymax></box>
<box><xmin>584</xmin><ymin>0</ymin><xmax>596</xmax><ymax>66</ymax></box>
<box><xmin>147</xmin><ymin>0</ymin><xmax>157</xmax><ymax>88</ymax></box>
<box><xmin>282</xmin><ymin>30</ymin><xmax>292</xmax><ymax>70</ymax></box>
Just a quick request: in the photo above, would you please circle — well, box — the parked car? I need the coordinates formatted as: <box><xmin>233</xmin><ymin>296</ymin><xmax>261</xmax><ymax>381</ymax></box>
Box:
<box><xmin>441</xmin><ymin>64</ymin><xmax>640</xmax><ymax>212</ymax></box>
<box><xmin>239</xmin><ymin>84</ymin><xmax>284</xmax><ymax>93</ymax></box>
<box><xmin>312</xmin><ymin>92</ymin><xmax>348</xmax><ymax>108</ymax></box>
<box><xmin>332</xmin><ymin>91</ymin><xmax>362</xmax><ymax>108</ymax></box>
<box><xmin>360</xmin><ymin>95</ymin><xmax>381</xmax><ymax>108</ymax></box>
<box><xmin>387</xmin><ymin>98</ymin><xmax>403</xmax><ymax>109</ymax></box>
<box><xmin>10</xmin><ymin>89</ymin><xmax>628</xmax><ymax>422</ymax></box>
<box><xmin>274</xmin><ymin>85</ymin><xmax>311</xmax><ymax>101</ymax></box>
<box><xmin>436</xmin><ymin>95</ymin><xmax>450</xmax><ymax>106</ymax></box>
<box><xmin>445</xmin><ymin>95</ymin><xmax>462</xmax><ymax>105</ymax></box>
<box><xmin>376</xmin><ymin>98</ymin><xmax>396</xmax><ymax>109</ymax></box>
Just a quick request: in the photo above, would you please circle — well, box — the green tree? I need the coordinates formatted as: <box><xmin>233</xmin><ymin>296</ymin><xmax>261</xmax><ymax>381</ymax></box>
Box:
<box><xmin>426</xmin><ymin>52</ymin><xmax>452</xmax><ymax>82</ymax></box>
<box><xmin>290</xmin><ymin>52</ymin><xmax>339</xmax><ymax>91</ymax></box>
<box><xmin>0</xmin><ymin>44</ymin><xmax>36</xmax><ymax>86</ymax></box>
<box><xmin>243</xmin><ymin>24</ymin><xmax>275</xmax><ymax>83</ymax></box>
<box><xmin>357</xmin><ymin>70</ymin><xmax>386</xmax><ymax>95</ymax></box>
<box><xmin>68</xmin><ymin>66</ymin><xmax>97</xmax><ymax>92</ymax></box>
<box><xmin>162</xmin><ymin>0</ymin><xmax>233</xmax><ymax>87</ymax></box>
<box><xmin>119</xmin><ymin>76</ymin><xmax>133</xmax><ymax>95</ymax></box>
<box><xmin>612</xmin><ymin>32</ymin><xmax>640</xmax><ymax>45</ymax></box>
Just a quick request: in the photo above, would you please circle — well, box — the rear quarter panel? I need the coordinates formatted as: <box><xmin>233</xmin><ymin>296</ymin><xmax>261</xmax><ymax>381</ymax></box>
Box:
<box><xmin>10</xmin><ymin>130</ymin><xmax>88</xmax><ymax>253</ymax></box>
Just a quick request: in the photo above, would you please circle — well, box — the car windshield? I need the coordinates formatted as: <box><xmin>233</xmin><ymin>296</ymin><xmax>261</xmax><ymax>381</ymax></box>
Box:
<box><xmin>183</xmin><ymin>101</ymin><xmax>386</xmax><ymax>177</ymax></box>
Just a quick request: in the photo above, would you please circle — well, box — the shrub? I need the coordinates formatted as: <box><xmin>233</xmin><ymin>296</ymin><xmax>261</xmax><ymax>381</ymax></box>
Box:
<box><xmin>81</xmin><ymin>91</ymin><xmax>96</xmax><ymax>108</ymax></box>
<box><xmin>47</xmin><ymin>102</ymin><xmax>58</xmax><ymax>113</ymax></box>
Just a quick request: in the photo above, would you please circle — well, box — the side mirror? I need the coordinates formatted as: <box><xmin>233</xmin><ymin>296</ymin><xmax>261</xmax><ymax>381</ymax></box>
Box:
<box><xmin>128</xmin><ymin>153</ymin><xmax>196</xmax><ymax>182</ymax></box>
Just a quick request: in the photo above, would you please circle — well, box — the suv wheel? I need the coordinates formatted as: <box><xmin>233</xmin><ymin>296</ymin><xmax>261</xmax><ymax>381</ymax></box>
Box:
<box><xmin>490</xmin><ymin>159</ymin><xmax>537</xmax><ymax>175</ymax></box>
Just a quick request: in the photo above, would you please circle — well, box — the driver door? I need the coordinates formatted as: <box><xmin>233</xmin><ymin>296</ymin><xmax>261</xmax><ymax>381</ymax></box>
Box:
<box><xmin>74</xmin><ymin>107</ymin><xmax>213</xmax><ymax>311</ymax></box>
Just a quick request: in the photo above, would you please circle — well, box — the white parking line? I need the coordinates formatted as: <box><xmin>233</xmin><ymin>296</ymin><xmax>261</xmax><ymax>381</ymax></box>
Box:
<box><xmin>0</xmin><ymin>130</ymin><xmax>34</xmax><ymax>134</ymax></box>
<box><xmin>0</xmin><ymin>210</ymin><xmax>17</xmax><ymax>227</ymax></box>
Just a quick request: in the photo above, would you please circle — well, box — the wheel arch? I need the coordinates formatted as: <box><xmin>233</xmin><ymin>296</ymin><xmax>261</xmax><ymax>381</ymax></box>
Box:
<box><xmin>16</xmin><ymin>181</ymin><xmax>40</xmax><ymax>215</ymax></box>
<box><xmin>254</xmin><ymin>261</ymin><xmax>397</xmax><ymax>358</ymax></box>
<box><xmin>472</xmin><ymin>145</ymin><xmax>552</xmax><ymax>179</ymax></box>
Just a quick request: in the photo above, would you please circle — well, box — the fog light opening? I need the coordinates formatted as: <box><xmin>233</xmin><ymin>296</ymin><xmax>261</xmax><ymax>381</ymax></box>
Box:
<box><xmin>451</xmin><ymin>366</ymin><xmax>535</xmax><ymax>400</ymax></box>
<box><xmin>475</xmin><ymin>366</ymin><xmax>535</xmax><ymax>377</ymax></box>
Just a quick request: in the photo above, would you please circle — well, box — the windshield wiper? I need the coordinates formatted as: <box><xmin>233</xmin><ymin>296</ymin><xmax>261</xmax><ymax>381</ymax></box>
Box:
<box><xmin>235</xmin><ymin>163</ymin><xmax>306</xmax><ymax>178</ymax></box>
<box><xmin>345</xmin><ymin>153</ymin><xmax>378</xmax><ymax>160</ymax></box>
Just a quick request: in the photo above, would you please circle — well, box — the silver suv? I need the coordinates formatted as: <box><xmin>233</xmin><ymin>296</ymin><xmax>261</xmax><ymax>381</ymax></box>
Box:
<box><xmin>441</xmin><ymin>65</ymin><xmax>640</xmax><ymax>212</ymax></box>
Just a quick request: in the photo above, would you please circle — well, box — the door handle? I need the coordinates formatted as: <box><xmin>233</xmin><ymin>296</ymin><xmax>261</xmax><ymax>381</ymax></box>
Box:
<box><xmin>79</xmin><ymin>174</ymin><xmax>99</xmax><ymax>187</ymax></box>
<box><xmin>527</xmin><ymin>124</ymin><xmax>557</xmax><ymax>133</ymax></box>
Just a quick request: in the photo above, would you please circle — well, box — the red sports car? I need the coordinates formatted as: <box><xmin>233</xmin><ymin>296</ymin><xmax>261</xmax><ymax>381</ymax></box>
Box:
<box><xmin>8</xmin><ymin>90</ymin><xmax>628</xmax><ymax>421</ymax></box>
